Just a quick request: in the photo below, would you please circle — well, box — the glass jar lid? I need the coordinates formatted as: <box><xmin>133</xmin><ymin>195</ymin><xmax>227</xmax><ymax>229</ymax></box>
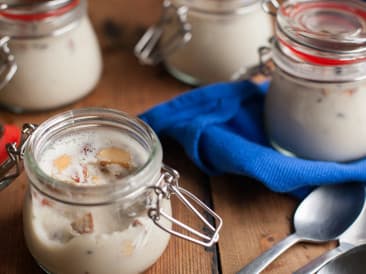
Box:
<box><xmin>276</xmin><ymin>0</ymin><xmax>366</xmax><ymax>65</ymax></box>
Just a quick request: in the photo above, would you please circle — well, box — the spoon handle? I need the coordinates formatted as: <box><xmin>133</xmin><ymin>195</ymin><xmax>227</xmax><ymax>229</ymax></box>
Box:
<box><xmin>293</xmin><ymin>243</ymin><xmax>354</xmax><ymax>274</ymax></box>
<box><xmin>236</xmin><ymin>233</ymin><xmax>301</xmax><ymax>274</ymax></box>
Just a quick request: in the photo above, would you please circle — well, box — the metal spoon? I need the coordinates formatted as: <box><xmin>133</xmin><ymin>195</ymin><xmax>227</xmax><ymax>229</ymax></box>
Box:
<box><xmin>236</xmin><ymin>183</ymin><xmax>365</xmax><ymax>274</ymax></box>
<box><xmin>317</xmin><ymin>244</ymin><xmax>366</xmax><ymax>274</ymax></box>
<box><xmin>294</xmin><ymin>190</ymin><xmax>366</xmax><ymax>274</ymax></box>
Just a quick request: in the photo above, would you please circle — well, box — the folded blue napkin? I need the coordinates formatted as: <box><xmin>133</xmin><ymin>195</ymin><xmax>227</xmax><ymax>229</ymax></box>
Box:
<box><xmin>139</xmin><ymin>81</ymin><xmax>366</xmax><ymax>195</ymax></box>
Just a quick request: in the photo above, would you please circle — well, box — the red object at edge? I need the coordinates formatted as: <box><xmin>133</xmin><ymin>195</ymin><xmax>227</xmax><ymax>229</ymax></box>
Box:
<box><xmin>0</xmin><ymin>125</ymin><xmax>21</xmax><ymax>164</ymax></box>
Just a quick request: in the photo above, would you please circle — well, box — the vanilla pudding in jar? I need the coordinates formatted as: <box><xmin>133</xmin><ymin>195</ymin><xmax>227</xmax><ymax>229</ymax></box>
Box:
<box><xmin>0</xmin><ymin>0</ymin><xmax>102</xmax><ymax>112</ymax></box>
<box><xmin>264</xmin><ymin>0</ymin><xmax>366</xmax><ymax>162</ymax></box>
<box><xmin>0</xmin><ymin>108</ymin><xmax>222</xmax><ymax>274</ymax></box>
<box><xmin>135</xmin><ymin>0</ymin><xmax>273</xmax><ymax>85</ymax></box>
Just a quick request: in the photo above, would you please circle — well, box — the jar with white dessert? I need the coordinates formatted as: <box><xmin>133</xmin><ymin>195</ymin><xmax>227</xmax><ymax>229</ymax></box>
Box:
<box><xmin>134</xmin><ymin>0</ymin><xmax>273</xmax><ymax>85</ymax></box>
<box><xmin>0</xmin><ymin>0</ymin><xmax>102</xmax><ymax>113</ymax></box>
<box><xmin>0</xmin><ymin>108</ymin><xmax>222</xmax><ymax>274</ymax></box>
<box><xmin>263</xmin><ymin>0</ymin><xmax>366</xmax><ymax>162</ymax></box>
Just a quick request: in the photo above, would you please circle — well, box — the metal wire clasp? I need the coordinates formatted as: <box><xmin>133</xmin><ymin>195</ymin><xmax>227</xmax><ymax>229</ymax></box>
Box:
<box><xmin>134</xmin><ymin>0</ymin><xmax>192</xmax><ymax>65</ymax></box>
<box><xmin>258</xmin><ymin>45</ymin><xmax>273</xmax><ymax>76</ymax></box>
<box><xmin>148</xmin><ymin>164</ymin><xmax>222</xmax><ymax>247</ymax></box>
<box><xmin>231</xmin><ymin>44</ymin><xmax>273</xmax><ymax>80</ymax></box>
<box><xmin>0</xmin><ymin>123</ymin><xmax>37</xmax><ymax>191</ymax></box>
<box><xmin>261</xmin><ymin>0</ymin><xmax>280</xmax><ymax>16</ymax></box>
<box><xmin>0</xmin><ymin>36</ymin><xmax>17</xmax><ymax>91</ymax></box>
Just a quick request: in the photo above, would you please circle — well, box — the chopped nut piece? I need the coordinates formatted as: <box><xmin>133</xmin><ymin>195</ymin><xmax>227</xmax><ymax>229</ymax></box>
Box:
<box><xmin>41</xmin><ymin>198</ymin><xmax>53</xmax><ymax>207</ymax></box>
<box><xmin>321</xmin><ymin>89</ymin><xmax>330</xmax><ymax>96</ymax></box>
<box><xmin>53</xmin><ymin>154</ymin><xmax>71</xmax><ymax>173</ymax></box>
<box><xmin>99</xmin><ymin>162</ymin><xmax>109</xmax><ymax>174</ymax></box>
<box><xmin>97</xmin><ymin>147</ymin><xmax>131</xmax><ymax>169</ymax></box>
<box><xmin>121</xmin><ymin>240</ymin><xmax>135</xmax><ymax>256</ymax></box>
<box><xmin>344</xmin><ymin>89</ymin><xmax>357</xmax><ymax>96</ymax></box>
<box><xmin>91</xmin><ymin>175</ymin><xmax>100</xmax><ymax>183</ymax></box>
<box><xmin>71</xmin><ymin>213</ymin><xmax>94</xmax><ymax>234</ymax></box>
<box><xmin>132</xmin><ymin>219</ymin><xmax>143</xmax><ymax>227</ymax></box>
<box><xmin>82</xmin><ymin>165</ymin><xmax>88</xmax><ymax>178</ymax></box>
<box><xmin>71</xmin><ymin>174</ymin><xmax>80</xmax><ymax>183</ymax></box>
<box><xmin>70</xmin><ymin>165</ymin><xmax>89</xmax><ymax>183</ymax></box>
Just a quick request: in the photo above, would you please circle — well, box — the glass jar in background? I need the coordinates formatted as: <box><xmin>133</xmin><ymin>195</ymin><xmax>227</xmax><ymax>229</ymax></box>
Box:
<box><xmin>0</xmin><ymin>0</ymin><xmax>102</xmax><ymax>113</ymax></box>
<box><xmin>0</xmin><ymin>108</ymin><xmax>222</xmax><ymax>274</ymax></box>
<box><xmin>264</xmin><ymin>0</ymin><xmax>366</xmax><ymax>162</ymax></box>
<box><xmin>135</xmin><ymin>0</ymin><xmax>273</xmax><ymax>85</ymax></box>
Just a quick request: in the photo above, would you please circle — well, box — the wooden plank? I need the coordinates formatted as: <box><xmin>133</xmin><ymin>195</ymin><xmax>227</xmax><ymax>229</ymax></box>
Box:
<box><xmin>149</xmin><ymin>138</ymin><xmax>219</xmax><ymax>274</ymax></box>
<box><xmin>211</xmin><ymin>175</ymin><xmax>336</xmax><ymax>274</ymax></box>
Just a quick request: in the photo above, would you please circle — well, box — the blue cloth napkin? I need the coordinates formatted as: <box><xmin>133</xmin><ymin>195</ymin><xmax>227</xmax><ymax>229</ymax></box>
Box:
<box><xmin>139</xmin><ymin>81</ymin><xmax>366</xmax><ymax>194</ymax></box>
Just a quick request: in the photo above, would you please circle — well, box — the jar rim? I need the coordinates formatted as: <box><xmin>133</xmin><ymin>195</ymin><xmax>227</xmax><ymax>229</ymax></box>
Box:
<box><xmin>277</xmin><ymin>36</ymin><xmax>366</xmax><ymax>66</ymax></box>
<box><xmin>0</xmin><ymin>0</ymin><xmax>85</xmax><ymax>38</ymax></box>
<box><xmin>23</xmin><ymin>108</ymin><xmax>163</xmax><ymax>206</ymax></box>
<box><xmin>271</xmin><ymin>38</ymin><xmax>366</xmax><ymax>82</ymax></box>
<box><xmin>0</xmin><ymin>0</ymin><xmax>79</xmax><ymax>21</ymax></box>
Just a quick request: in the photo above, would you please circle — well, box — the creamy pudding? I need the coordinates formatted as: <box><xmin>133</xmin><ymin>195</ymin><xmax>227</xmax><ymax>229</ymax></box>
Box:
<box><xmin>265</xmin><ymin>70</ymin><xmax>366</xmax><ymax>162</ymax></box>
<box><xmin>23</xmin><ymin>128</ymin><xmax>172</xmax><ymax>274</ymax></box>
<box><xmin>138</xmin><ymin>0</ymin><xmax>273</xmax><ymax>85</ymax></box>
<box><xmin>0</xmin><ymin>17</ymin><xmax>102</xmax><ymax>112</ymax></box>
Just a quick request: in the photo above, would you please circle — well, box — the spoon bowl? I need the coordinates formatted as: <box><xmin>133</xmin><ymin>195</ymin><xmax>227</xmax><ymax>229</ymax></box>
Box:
<box><xmin>294</xmin><ymin>186</ymin><xmax>366</xmax><ymax>274</ymax></box>
<box><xmin>294</xmin><ymin>183</ymin><xmax>364</xmax><ymax>241</ymax></box>
<box><xmin>317</xmin><ymin>244</ymin><xmax>366</xmax><ymax>274</ymax></box>
<box><xmin>237</xmin><ymin>183</ymin><xmax>365</xmax><ymax>274</ymax></box>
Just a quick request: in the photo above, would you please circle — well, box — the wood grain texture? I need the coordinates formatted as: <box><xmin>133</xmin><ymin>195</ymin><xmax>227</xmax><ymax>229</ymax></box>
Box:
<box><xmin>211</xmin><ymin>176</ymin><xmax>336</xmax><ymax>274</ymax></box>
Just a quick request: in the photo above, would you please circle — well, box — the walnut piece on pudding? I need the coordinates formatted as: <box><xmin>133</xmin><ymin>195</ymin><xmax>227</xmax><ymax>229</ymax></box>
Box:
<box><xmin>96</xmin><ymin>147</ymin><xmax>132</xmax><ymax>169</ymax></box>
<box><xmin>71</xmin><ymin>213</ymin><xmax>94</xmax><ymax>234</ymax></box>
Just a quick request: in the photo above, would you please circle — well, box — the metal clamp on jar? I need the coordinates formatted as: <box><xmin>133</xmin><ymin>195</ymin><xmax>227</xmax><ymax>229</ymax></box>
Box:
<box><xmin>0</xmin><ymin>0</ymin><xmax>102</xmax><ymax>113</ymax></box>
<box><xmin>0</xmin><ymin>108</ymin><xmax>222</xmax><ymax>274</ymax></box>
<box><xmin>135</xmin><ymin>0</ymin><xmax>273</xmax><ymax>85</ymax></box>
<box><xmin>260</xmin><ymin>0</ymin><xmax>366</xmax><ymax>162</ymax></box>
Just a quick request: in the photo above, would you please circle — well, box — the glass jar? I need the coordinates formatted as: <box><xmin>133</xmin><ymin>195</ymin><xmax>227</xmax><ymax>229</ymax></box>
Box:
<box><xmin>134</xmin><ymin>0</ymin><xmax>273</xmax><ymax>85</ymax></box>
<box><xmin>263</xmin><ymin>0</ymin><xmax>366</xmax><ymax>162</ymax></box>
<box><xmin>0</xmin><ymin>108</ymin><xmax>222</xmax><ymax>274</ymax></box>
<box><xmin>0</xmin><ymin>0</ymin><xmax>102</xmax><ymax>113</ymax></box>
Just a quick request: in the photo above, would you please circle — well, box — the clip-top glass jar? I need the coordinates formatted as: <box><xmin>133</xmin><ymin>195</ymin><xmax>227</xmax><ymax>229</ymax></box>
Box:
<box><xmin>0</xmin><ymin>0</ymin><xmax>102</xmax><ymax>113</ymax></box>
<box><xmin>263</xmin><ymin>0</ymin><xmax>366</xmax><ymax>162</ymax></box>
<box><xmin>135</xmin><ymin>0</ymin><xmax>273</xmax><ymax>85</ymax></box>
<box><xmin>0</xmin><ymin>108</ymin><xmax>222</xmax><ymax>274</ymax></box>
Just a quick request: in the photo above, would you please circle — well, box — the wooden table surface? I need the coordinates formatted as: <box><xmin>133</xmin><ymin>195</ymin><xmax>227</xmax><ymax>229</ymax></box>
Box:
<box><xmin>0</xmin><ymin>1</ymin><xmax>335</xmax><ymax>273</ymax></box>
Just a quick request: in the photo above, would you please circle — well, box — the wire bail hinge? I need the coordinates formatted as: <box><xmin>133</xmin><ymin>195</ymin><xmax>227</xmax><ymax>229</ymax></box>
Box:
<box><xmin>148</xmin><ymin>164</ymin><xmax>223</xmax><ymax>247</ymax></box>
<box><xmin>134</xmin><ymin>0</ymin><xmax>192</xmax><ymax>65</ymax></box>
<box><xmin>0</xmin><ymin>123</ymin><xmax>37</xmax><ymax>191</ymax></box>
<box><xmin>261</xmin><ymin>0</ymin><xmax>280</xmax><ymax>16</ymax></box>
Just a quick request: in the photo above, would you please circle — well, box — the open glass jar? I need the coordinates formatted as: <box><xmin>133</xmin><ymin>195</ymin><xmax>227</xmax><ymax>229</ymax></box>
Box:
<box><xmin>0</xmin><ymin>108</ymin><xmax>222</xmax><ymax>274</ymax></box>
<box><xmin>0</xmin><ymin>0</ymin><xmax>102</xmax><ymax>113</ymax></box>
<box><xmin>263</xmin><ymin>0</ymin><xmax>366</xmax><ymax>162</ymax></box>
<box><xmin>134</xmin><ymin>0</ymin><xmax>273</xmax><ymax>85</ymax></box>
